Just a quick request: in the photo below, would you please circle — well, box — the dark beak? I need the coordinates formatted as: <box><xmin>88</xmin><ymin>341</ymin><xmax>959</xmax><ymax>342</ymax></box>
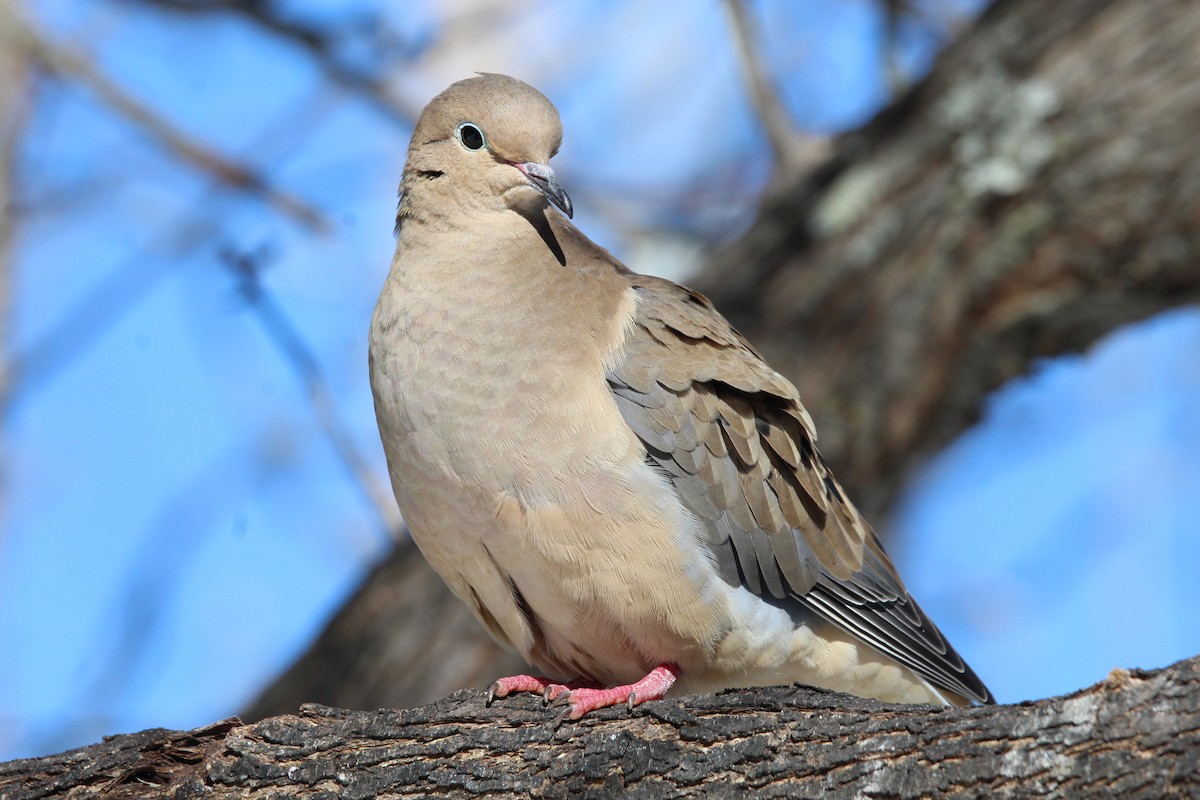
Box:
<box><xmin>515</xmin><ymin>161</ymin><xmax>573</xmax><ymax>219</ymax></box>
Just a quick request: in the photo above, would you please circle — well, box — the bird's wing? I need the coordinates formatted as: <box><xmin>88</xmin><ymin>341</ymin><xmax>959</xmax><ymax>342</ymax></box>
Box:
<box><xmin>607</xmin><ymin>274</ymin><xmax>993</xmax><ymax>704</ymax></box>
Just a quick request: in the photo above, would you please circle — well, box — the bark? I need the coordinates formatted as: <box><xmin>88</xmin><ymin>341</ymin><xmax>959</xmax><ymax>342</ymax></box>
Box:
<box><xmin>696</xmin><ymin>0</ymin><xmax>1200</xmax><ymax>517</ymax></box>
<box><xmin>247</xmin><ymin>0</ymin><xmax>1200</xmax><ymax>721</ymax></box>
<box><xmin>5</xmin><ymin>656</ymin><xmax>1199</xmax><ymax>799</ymax></box>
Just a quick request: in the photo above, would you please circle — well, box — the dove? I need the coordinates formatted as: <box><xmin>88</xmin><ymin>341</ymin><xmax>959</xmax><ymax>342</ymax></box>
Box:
<box><xmin>369</xmin><ymin>73</ymin><xmax>993</xmax><ymax>720</ymax></box>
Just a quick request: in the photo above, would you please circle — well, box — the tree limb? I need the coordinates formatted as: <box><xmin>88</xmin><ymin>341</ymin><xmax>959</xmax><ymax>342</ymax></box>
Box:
<box><xmin>5</xmin><ymin>656</ymin><xmax>1199</xmax><ymax>798</ymax></box>
<box><xmin>0</xmin><ymin>1</ymin><xmax>327</xmax><ymax>231</ymax></box>
<box><xmin>699</xmin><ymin>0</ymin><xmax>1200</xmax><ymax>518</ymax></box>
<box><xmin>0</xmin><ymin>0</ymin><xmax>33</xmax><ymax>423</ymax></box>
<box><xmin>721</xmin><ymin>0</ymin><xmax>828</xmax><ymax>179</ymax></box>
<box><xmin>118</xmin><ymin>0</ymin><xmax>421</xmax><ymax>125</ymax></box>
<box><xmin>221</xmin><ymin>246</ymin><xmax>403</xmax><ymax>537</ymax></box>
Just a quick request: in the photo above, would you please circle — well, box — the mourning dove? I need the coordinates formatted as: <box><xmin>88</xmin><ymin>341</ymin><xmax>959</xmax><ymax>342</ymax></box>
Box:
<box><xmin>369</xmin><ymin>74</ymin><xmax>993</xmax><ymax>719</ymax></box>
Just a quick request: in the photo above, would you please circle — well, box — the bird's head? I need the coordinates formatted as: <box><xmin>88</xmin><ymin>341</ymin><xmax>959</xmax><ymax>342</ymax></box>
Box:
<box><xmin>400</xmin><ymin>73</ymin><xmax>573</xmax><ymax>225</ymax></box>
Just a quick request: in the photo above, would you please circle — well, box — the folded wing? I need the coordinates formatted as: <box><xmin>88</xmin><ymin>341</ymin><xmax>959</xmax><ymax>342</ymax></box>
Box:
<box><xmin>607</xmin><ymin>275</ymin><xmax>993</xmax><ymax>705</ymax></box>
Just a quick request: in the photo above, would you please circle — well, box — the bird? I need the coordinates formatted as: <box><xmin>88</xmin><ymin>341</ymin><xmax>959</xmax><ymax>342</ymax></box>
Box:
<box><xmin>369</xmin><ymin>73</ymin><xmax>993</xmax><ymax>720</ymax></box>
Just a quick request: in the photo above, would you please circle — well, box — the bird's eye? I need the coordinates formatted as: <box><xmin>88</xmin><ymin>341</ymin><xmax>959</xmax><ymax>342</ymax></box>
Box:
<box><xmin>457</xmin><ymin>122</ymin><xmax>485</xmax><ymax>151</ymax></box>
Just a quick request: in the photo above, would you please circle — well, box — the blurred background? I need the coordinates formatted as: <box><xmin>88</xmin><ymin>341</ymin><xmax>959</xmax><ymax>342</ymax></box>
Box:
<box><xmin>2</xmin><ymin>0</ymin><xmax>1198</xmax><ymax>762</ymax></box>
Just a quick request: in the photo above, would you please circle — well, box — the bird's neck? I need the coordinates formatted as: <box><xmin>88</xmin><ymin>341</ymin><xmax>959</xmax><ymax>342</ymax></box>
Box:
<box><xmin>380</xmin><ymin>207</ymin><xmax>630</xmax><ymax>367</ymax></box>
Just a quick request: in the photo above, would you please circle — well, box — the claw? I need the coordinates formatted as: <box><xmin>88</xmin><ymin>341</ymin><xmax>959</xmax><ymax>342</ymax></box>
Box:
<box><xmin>488</xmin><ymin>663</ymin><xmax>680</xmax><ymax>721</ymax></box>
<box><xmin>552</xmin><ymin>706</ymin><xmax>572</xmax><ymax>729</ymax></box>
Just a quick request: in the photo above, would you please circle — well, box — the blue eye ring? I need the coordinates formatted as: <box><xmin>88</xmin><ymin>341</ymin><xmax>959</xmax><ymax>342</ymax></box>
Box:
<box><xmin>456</xmin><ymin>122</ymin><xmax>486</xmax><ymax>151</ymax></box>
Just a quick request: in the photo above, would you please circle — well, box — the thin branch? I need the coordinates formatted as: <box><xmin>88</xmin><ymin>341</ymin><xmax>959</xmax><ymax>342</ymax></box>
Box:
<box><xmin>0</xmin><ymin>0</ymin><xmax>35</xmax><ymax>522</ymax></box>
<box><xmin>0</xmin><ymin>1</ymin><xmax>33</xmax><ymax>381</ymax></box>
<box><xmin>0</xmin><ymin>218</ymin><xmax>213</xmax><ymax>422</ymax></box>
<box><xmin>876</xmin><ymin>0</ymin><xmax>968</xmax><ymax>97</ymax></box>
<box><xmin>881</xmin><ymin>0</ymin><xmax>914</xmax><ymax>96</ymax></box>
<box><xmin>118</xmin><ymin>0</ymin><xmax>422</xmax><ymax>124</ymax></box>
<box><xmin>221</xmin><ymin>246</ymin><xmax>403</xmax><ymax>539</ymax></box>
<box><xmin>0</xmin><ymin>2</ymin><xmax>328</xmax><ymax>231</ymax></box>
<box><xmin>722</xmin><ymin>0</ymin><xmax>828</xmax><ymax>178</ymax></box>
<box><xmin>0</xmin><ymin>84</ymin><xmax>340</xmax><ymax>423</ymax></box>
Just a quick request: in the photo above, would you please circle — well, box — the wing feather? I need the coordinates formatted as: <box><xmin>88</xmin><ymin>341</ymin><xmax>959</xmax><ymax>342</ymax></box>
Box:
<box><xmin>607</xmin><ymin>276</ymin><xmax>993</xmax><ymax>705</ymax></box>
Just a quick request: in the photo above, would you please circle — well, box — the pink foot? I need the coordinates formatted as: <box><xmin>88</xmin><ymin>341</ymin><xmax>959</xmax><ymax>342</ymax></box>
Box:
<box><xmin>488</xmin><ymin>674</ymin><xmax>593</xmax><ymax>703</ymax></box>
<box><xmin>487</xmin><ymin>664</ymin><xmax>681</xmax><ymax>720</ymax></box>
<box><xmin>555</xmin><ymin>663</ymin><xmax>680</xmax><ymax>720</ymax></box>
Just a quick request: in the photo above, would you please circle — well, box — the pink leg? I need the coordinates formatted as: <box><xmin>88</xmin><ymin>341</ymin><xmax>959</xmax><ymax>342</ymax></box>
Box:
<box><xmin>488</xmin><ymin>674</ymin><xmax>596</xmax><ymax>704</ymax></box>
<box><xmin>555</xmin><ymin>663</ymin><xmax>680</xmax><ymax>720</ymax></box>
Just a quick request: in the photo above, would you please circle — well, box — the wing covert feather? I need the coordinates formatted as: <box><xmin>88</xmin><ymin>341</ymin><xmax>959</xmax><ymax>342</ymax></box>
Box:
<box><xmin>607</xmin><ymin>276</ymin><xmax>992</xmax><ymax>704</ymax></box>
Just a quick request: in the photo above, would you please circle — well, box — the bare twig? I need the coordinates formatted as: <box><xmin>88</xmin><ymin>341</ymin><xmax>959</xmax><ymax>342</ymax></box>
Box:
<box><xmin>721</xmin><ymin>0</ymin><xmax>828</xmax><ymax>178</ymax></box>
<box><xmin>0</xmin><ymin>2</ymin><xmax>328</xmax><ymax>231</ymax></box>
<box><xmin>880</xmin><ymin>0</ymin><xmax>913</xmax><ymax>96</ymax></box>
<box><xmin>0</xmin><ymin>0</ymin><xmax>35</xmax><ymax>520</ymax></box>
<box><xmin>0</xmin><ymin>2</ymin><xmax>32</xmax><ymax>364</ymax></box>
<box><xmin>0</xmin><ymin>67</ymin><xmax>393</xmax><ymax>564</ymax></box>
<box><xmin>0</xmin><ymin>81</ymin><xmax>339</xmax><ymax>423</ymax></box>
<box><xmin>877</xmin><ymin>0</ymin><xmax>965</xmax><ymax>97</ymax></box>
<box><xmin>221</xmin><ymin>246</ymin><xmax>403</xmax><ymax>539</ymax></box>
<box><xmin>118</xmin><ymin>0</ymin><xmax>422</xmax><ymax>124</ymax></box>
<box><xmin>1</xmin><ymin>218</ymin><xmax>213</xmax><ymax>422</ymax></box>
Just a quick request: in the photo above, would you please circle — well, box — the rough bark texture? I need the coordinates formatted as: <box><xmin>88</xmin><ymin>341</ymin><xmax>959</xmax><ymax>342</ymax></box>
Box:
<box><xmin>5</xmin><ymin>656</ymin><xmax>1199</xmax><ymax>799</ymax></box>
<box><xmin>697</xmin><ymin>0</ymin><xmax>1200</xmax><ymax>517</ymax></box>
<box><xmin>246</xmin><ymin>0</ymin><xmax>1200</xmax><ymax>722</ymax></box>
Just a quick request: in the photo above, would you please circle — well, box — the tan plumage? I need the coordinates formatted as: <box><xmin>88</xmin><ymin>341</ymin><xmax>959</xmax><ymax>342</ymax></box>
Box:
<box><xmin>369</xmin><ymin>74</ymin><xmax>992</xmax><ymax>716</ymax></box>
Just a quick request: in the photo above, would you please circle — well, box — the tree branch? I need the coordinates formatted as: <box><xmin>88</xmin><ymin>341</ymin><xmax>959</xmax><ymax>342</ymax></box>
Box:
<box><xmin>722</xmin><ymin>0</ymin><xmax>828</xmax><ymax>179</ymax></box>
<box><xmin>6</xmin><ymin>656</ymin><xmax>1199</xmax><ymax>798</ymax></box>
<box><xmin>0</xmin><ymin>2</ymin><xmax>327</xmax><ymax>231</ymax></box>
<box><xmin>0</xmin><ymin>0</ymin><xmax>33</xmax><ymax>418</ymax></box>
<box><xmin>699</xmin><ymin>0</ymin><xmax>1200</xmax><ymax>518</ymax></box>
<box><xmin>221</xmin><ymin>246</ymin><xmax>403</xmax><ymax>537</ymax></box>
<box><xmin>118</xmin><ymin>0</ymin><xmax>421</xmax><ymax>125</ymax></box>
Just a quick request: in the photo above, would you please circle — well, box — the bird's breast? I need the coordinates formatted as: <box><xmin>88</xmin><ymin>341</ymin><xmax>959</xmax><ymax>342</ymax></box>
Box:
<box><xmin>370</xmin><ymin>251</ymin><xmax>639</xmax><ymax>491</ymax></box>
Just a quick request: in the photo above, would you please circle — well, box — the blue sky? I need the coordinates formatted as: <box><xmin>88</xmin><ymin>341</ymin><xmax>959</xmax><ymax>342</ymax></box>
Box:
<box><xmin>2</xmin><ymin>0</ymin><xmax>1196</xmax><ymax>761</ymax></box>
